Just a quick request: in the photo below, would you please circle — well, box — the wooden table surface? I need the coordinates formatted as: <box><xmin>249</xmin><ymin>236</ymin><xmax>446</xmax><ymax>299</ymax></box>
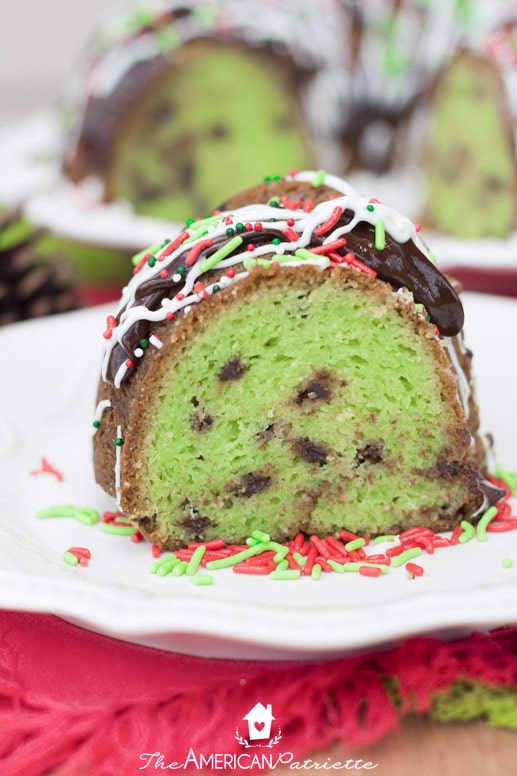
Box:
<box><xmin>272</xmin><ymin>719</ymin><xmax>517</xmax><ymax>776</ymax></box>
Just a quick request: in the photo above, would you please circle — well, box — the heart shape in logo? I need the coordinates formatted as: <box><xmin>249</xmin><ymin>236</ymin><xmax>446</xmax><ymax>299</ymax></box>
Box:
<box><xmin>254</xmin><ymin>721</ymin><xmax>266</xmax><ymax>732</ymax></box>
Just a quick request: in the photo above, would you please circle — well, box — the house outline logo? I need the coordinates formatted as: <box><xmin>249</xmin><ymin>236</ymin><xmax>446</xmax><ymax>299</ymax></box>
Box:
<box><xmin>235</xmin><ymin>702</ymin><xmax>282</xmax><ymax>748</ymax></box>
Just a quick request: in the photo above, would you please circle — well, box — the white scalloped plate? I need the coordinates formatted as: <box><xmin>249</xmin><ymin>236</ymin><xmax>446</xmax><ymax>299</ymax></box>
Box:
<box><xmin>0</xmin><ymin>294</ymin><xmax>516</xmax><ymax>660</ymax></box>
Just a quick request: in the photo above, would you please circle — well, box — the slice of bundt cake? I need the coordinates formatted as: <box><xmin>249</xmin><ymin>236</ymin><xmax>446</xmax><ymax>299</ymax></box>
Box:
<box><xmin>93</xmin><ymin>170</ymin><xmax>502</xmax><ymax>549</ymax></box>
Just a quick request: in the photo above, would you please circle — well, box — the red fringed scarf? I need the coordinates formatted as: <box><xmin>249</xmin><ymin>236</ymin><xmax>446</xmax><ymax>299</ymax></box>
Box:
<box><xmin>1</xmin><ymin>611</ymin><xmax>517</xmax><ymax>775</ymax></box>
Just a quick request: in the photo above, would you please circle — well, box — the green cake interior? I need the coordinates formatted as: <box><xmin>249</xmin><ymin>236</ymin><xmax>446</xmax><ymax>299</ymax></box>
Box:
<box><xmin>110</xmin><ymin>41</ymin><xmax>313</xmax><ymax>222</ymax></box>
<box><xmin>423</xmin><ymin>55</ymin><xmax>515</xmax><ymax>239</ymax></box>
<box><xmin>140</xmin><ymin>276</ymin><xmax>471</xmax><ymax>545</ymax></box>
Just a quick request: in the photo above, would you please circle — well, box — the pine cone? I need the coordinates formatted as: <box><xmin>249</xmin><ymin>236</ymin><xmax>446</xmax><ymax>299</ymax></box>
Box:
<box><xmin>0</xmin><ymin>211</ymin><xmax>80</xmax><ymax>326</ymax></box>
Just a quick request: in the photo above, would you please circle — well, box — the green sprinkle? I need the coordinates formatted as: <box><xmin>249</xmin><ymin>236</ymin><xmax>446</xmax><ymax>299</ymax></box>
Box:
<box><xmin>458</xmin><ymin>520</ymin><xmax>476</xmax><ymax>544</ymax></box>
<box><xmin>391</xmin><ymin>547</ymin><xmax>423</xmax><ymax>568</ymax></box>
<box><xmin>292</xmin><ymin>552</ymin><xmax>306</xmax><ymax>567</ymax></box>
<box><xmin>276</xmin><ymin>559</ymin><xmax>289</xmax><ymax>572</ymax></box>
<box><xmin>114</xmin><ymin>437</ymin><xmax>123</xmax><ymax>447</ymax></box>
<box><xmin>36</xmin><ymin>505</ymin><xmax>76</xmax><ymax>518</ymax></box>
<box><xmin>476</xmin><ymin>506</ymin><xmax>498</xmax><ymax>542</ymax></box>
<box><xmin>268</xmin><ymin>197</ymin><xmax>280</xmax><ymax>207</ymax></box>
<box><xmin>212</xmin><ymin>285</ymin><xmax>221</xmax><ymax>293</ymax></box>
<box><xmin>172</xmin><ymin>561</ymin><xmax>188</xmax><ymax>577</ymax></box>
<box><xmin>272</xmin><ymin>237</ymin><xmax>281</xmax><ymax>245</ymax></box>
<box><xmin>176</xmin><ymin>265</ymin><xmax>187</xmax><ymax>276</ymax></box>
<box><xmin>501</xmin><ymin>558</ymin><xmax>513</xmax><ymax>569</ymax></box>
<box><xmin>273</xmin><ymin>546</ymin><xmax>289</xmax><ymax>563</ymax></box>
<box><xmin>138</xmin><ymin>338</ymin><xmax>149</xmax><ymax>349</ymax></box>
<box><xmin>374</xmin><ymin>534</ymin><xmax>396</xmax><ymax>544</ymax></box>
<box><xmin>100</xmin><ymin>522</ymin><xmax>136</xmax><ymax>536</ymax></box>
<box><xmin>190</xmin><ymin>575</ymin><xmax>213</xmax><ymax>586</ymax></box>
<box><xmin>495</xmin><ymin>463</ymin><xmax>517</xmax><ymax>492</ymax></box>
<box><xmin>150</xmin><ymin>555</ymin><xmax>179</xmax><ymax>575</ymax></box>
<box><xmin>92</xmin><ymin>420</ymin><xmax>100</xmax><ymax>429</ymax></box>
<box><xmin>226</xmin><ymin>227</ymin><xmax>235</xmax><ymax>237</ymax></box>
<box><xmin>205</xmin><ymin>543</ymin><xmax>264</xmax><ymax>570</ymax></box>
<box><xmin>263</xmin><ymin>176</ymin><xmax>272</xmax><ymax>182</ymax></box>
<box><xmin>147</xmin><ymin>256</ymin><xmax>156</xmax><ymax>267</ymax></box>
<box><xmin>62</xmin><ymin>550</ymin><xmax>79</xmax><ymax>567</ymax></box>
<box><xmin>186</xmin><ymin>545</ymin><xmax>206</xmax><ymax>575</ymax></box>
<box><xmin>199</xmin><ymin>236</ymin><xmax>243</xmax><ymax>273</ymax></box>
<box><xmin>328</xmin><ymin>559</ymin><xmax>345</xmax><ymax>574</ymax></box>
<box><xmin>344</xmin><ymin>538</ymin><xmax>366</xmax><ymax>552</ymax></box>
<box><xmin>375</xmin><ymin>220</ymin><xmax>386</xmax><ymax>250</ymax></box>
<box><xmin>243</xmin><ymin>257</ymin><xmax>272</xmax><ymax>270</ymax></box>
<box><xmin>294</xmin><ymin>248</ymin><xmax>322</xmax><ymax>262</ymax></box>
<box><xmin>343</xmin><ymin>562</ymin><xmax>388</xmax><ymax>574</ymax></box>
<box><xmin>131</xmin><ymin>243</ymin><xmax>162</xmax><ymax>266</ymax></box>
<box><xmin>186</xmin><ymin>218</ymin><xmax>195</xmax><ymax>227</ymax></box>
<box><xmin>246</xmin><ymin>537</ymin><xmax>261</xmax><ymax>546</ymax></box>
<box><xmin>156</xmin><ymin>559</ymin><xmax>181</xmax><ymax>577</ymax></box>
<box><xmin>269</xmin><ymin>569</ymin><xmax>301</xmax><ymax>581</ymax></box>
<box><xmin>311</xmin><ymin>169</ymin><xmax>326</xmax><ymax>187</ymax></box>
<box><xmin>251</xmin><ymin>529</ymin><xmax>271</xmax><ymax>543</ymax></box>
<box><xmin>235</xmin><ymin>222</ymin><xmax>245</xmax><ymax>233</ymax></box>
<box><xmin>73</xmin><ymin>507</ymin><xmax>100</xmax><ymax>525</ymax></box>
<box><xmin>311</xmin><ymin>564</ymin><xmax>322</xmax><ymax>580</ymax></box>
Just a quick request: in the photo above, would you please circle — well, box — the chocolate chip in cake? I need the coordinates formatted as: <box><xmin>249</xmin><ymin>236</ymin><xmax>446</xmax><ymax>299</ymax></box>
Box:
<box><xmin>179</xmin><ymin>507</ymin><xmax>212</xmax><ymax>535</ymax></box>
<box><xmin>435</xmin><ymin>460</ymin><xmax>463</xmax><ymax>479</ymax></box>
<box><xmin>190</xmin><ymin>410</ymin><xmax>214</xmax><ymax>433</ymax></box>
<box><xmin>237</xmin><ymin>471</ymin><xmax>272</xmax><ymax>498</ymax></box>
<box><xmin>295</xmin><ymin>370</ymin><xmax>334</xmax><ymax>406</ymax></box>
<box><xmin>218</xmin><ymin>356</ymin><xmax>246</xmax><ymax>382</ymax></box>
<box><xmin>293</xmin><ymin>438</ymin><xmax>330</xmax><ymax>466</ymax></box>
<box><xmin>355</xmin><ymin>442</ymin><xmax>383</xmax><ymax>465</ymax></box>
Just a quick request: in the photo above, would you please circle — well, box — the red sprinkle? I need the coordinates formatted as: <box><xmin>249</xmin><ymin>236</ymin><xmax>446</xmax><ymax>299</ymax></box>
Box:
<box><xmin>159</xmin><ymin>270</ymin><xmax>168</xmax><ymax>279</ymax></box>
<box><xmin>159</xmin><ymin>231</ymin><xmax>189</xmax><ymax>259</ymax></box>
<box><xmin>486</xmin><ymin>519</ymin><xmax>517</xmax><ymax>532</ymax></box>
<box><xmin>185</xmin><ymin>238</ymin><xmax>213</xmax><ymax>267</ymax></box>
<box><xmin>166</xmin><ymin>312</ymin><xmax>175</xmax><ymax>321</ymax></box>
<box><xmin>30</xmin><ymin>457</ymin><xmax>64</xmax><ymax>482</ymax></box>
<box><xmin>450</xmin><ymin>525</ymin><xmax>463</xmax><ymax>545</ymax></box>
<box><xmin>151</xmin><ymin>544</ymin><xmax>161</xmax><ymax>558</ymax></box>
<box><xmin>194</xmin><ymin>281</ymin><xmax>208</xmax><ymax>300</ymax></box>
<box><xmin>133</xmin><ymin>253</ymin><xmax>152</xmax><ymax>275</ymax></box>
<box><xmin>359</xmin><ymin>565</ymin><xmax>382</xmax><ymax>577</ymax></box>
<box><xmin>226</xmin><ymin>268</ymin><xmax>236</xmax><ymax>278</ymax></box>
<box><xmin>310</xmin><ymin>238</ymin><xmax>348</xmax><ymax>255</ymax></box>
<box><xmin>131</xmin><ymin>531</ymin><xmax>144</xmax><ymax>543</ymax></box>
<box><xmin>233</xmin><ymin>565</ymin><xmax>271</xmax><ymax>575</ymax></box>
<box><xmin>405</xmin><ymin>562</ymin><xmax>424</xmax><ymax>577</ymax></box>
<box><xmin>283</xmin><ymin>227</ymin><xmax>300</xmax><ymax>243</ymax></box>
<box><xmin>303</xmin><ymin>198</ymin><xmax>314</xmax><ymax>213</ymax></box>
<box><xmin>338</xmin><ymin>530</ymin><xmax>360</xmax><ymax>542</ymax></box>
<box><xmin>314</xmin><ymin>206</ymin><xmax>344</xmax><ymax>237</ymax></box>
<box><xmin>103</xmin><ymin>315</ymin><xmax>117</xmax><ymax>340</ymax></box>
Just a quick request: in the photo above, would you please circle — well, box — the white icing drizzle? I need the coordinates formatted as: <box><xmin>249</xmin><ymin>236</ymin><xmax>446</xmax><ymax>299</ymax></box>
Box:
<box><xmin>115</xmin><ymin>424</ymin><xmax>123</xmax><ymax>508</ymax></box>
<box><xmin>444</xmin><ymin>334</ymin><xmax>471</xmax><ymax>420</ymax></box>
<box><xmin>101</xmin><ymin>169</ymin><xmax>436</xmax><ymax>385</ymax></box>
<box><xmin>92</xmin><ymin>398</ymin><xmax>112</xmax><ymax>430</ymax></box>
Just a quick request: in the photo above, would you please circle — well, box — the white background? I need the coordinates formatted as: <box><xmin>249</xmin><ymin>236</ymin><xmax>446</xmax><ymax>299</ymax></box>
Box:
<box><xmin>0</xmin><ymin>0</ymin><xmax>112</xmax><ymax>123</ymax></box>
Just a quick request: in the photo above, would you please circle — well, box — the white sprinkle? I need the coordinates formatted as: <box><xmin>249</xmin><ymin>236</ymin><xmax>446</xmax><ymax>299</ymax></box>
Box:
<box><xmin>134</xmin><ymin>348</ymin><xmax>144</xmax><ymax>358</ymax></box>
<box><xmin>172</xmin><ymin>273</ymin><xmax>182</xmax><ymax>283</ymax></box>
<box><xmin>149</xmin><ymin>335</ymin><xmax>163</xmax><ymax>349</ymax></box>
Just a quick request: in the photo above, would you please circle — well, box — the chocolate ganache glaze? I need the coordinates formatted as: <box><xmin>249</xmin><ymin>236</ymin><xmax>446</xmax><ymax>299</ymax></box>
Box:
<box><xmin>102</xmin><ymin>171</ymin><xmax>464</xmax><ymax>387</ymax></box>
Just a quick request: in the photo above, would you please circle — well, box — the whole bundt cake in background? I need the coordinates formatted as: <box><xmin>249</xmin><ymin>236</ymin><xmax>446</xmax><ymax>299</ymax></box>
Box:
<box><xmin>62</xmin><ymin>0</ymin><xmax>348</xmax><ymax>223</ymax></box>
<box><xmin>92</xmin><ymin>170</ymin><xmax>503</xmax><ymax>550</ymax></box>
